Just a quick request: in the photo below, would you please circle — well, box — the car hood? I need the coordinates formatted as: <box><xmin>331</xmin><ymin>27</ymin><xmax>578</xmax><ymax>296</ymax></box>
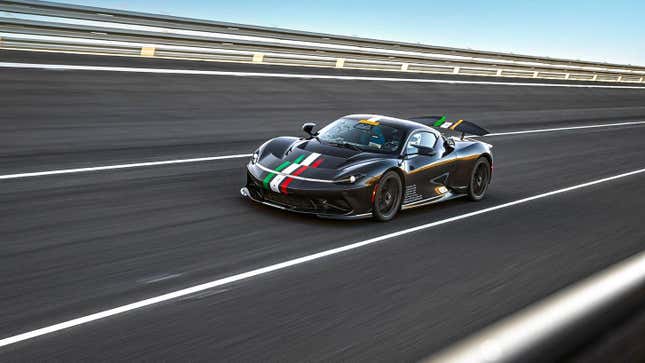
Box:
<box><xmin>258</xmin><ymin>138</ymin><xmax>387</xmax><ymax>178</ymax></box>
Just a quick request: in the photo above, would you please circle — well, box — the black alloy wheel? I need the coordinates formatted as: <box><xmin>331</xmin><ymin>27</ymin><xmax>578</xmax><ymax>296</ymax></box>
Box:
<box><xmin>372</xmin><ymin>171</ymin><xmax>402</xmax><ymax>221</ymax></box>
<box><xmin>468</xmin><ymin>157</ymin><xmax>491</xmax><ymax>201</ymax></box>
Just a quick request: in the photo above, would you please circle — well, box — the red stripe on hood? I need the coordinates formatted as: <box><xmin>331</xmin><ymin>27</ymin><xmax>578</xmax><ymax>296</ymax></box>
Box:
<box><xmin>279</xmin><ymin>165</ymin><xmax>308</xmax><ymax>194</ymax></box>
<box><xmin>310</xmin><ymin>158</ymin><xmax>324</xmax><ymax>168</ymax></box>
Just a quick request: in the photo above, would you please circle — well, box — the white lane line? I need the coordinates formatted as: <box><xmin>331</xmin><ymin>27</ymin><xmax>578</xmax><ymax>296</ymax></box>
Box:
<box><xmin>1</xmin><ymin>166</ymin><xmax>645</xmax><ymax>348</ymax></box>
<box><xmin>1</xmin><ymin>120</ymin><xmax>644</xmax><ymax>181</ymax></box>
<box><xmin>0</xmin><ymin>154</ymin><xmax>251</xmax><ymax>180</ymax></box>
<box><xmin>2</xmin><ymin>62</ymin><xmax>645</xmax><ymax>89</ymax></box>
<box><xmin>485</xmin><ymin>121</ymin><xmax>645</xmax><ymax>136</ymax></box>
<box><xmin>137</xmin><ymin>273</ymin><xmax>183</xmax><ymax>285</ymax></box>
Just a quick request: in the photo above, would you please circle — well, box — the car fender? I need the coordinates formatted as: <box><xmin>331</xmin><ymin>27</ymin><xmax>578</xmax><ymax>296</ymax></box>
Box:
<box><xmin>336</xmin><ymin>158</ymin><xmax>402</xmax><ymax>187</ymax></box>
<box><xmin>450</xmin><ymin>141</ymin><xmax>493</xmax><ymax>187</ymax></box>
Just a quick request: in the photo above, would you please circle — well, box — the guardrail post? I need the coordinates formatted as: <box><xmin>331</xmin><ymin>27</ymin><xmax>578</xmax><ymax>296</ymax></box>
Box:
<box><xmin>335</xmin><ymin>58</ymin><xmax>345</xmax><ymax>68</ymax></box>
<box><xmin>401</xmin><ymin>63</ymin><xmax>409</xmax><ymax>71</ymax></box>
<box><xmin>640</xmin><ymin>77</ymin><xmax>644</xmax><ymax>83</ymax></box>
<box><xmin>140</xmin><ymin>46</ymin><xmax>155</xmax><ymax>57</ymax></box>
<box><xmin>565</xmin><ymin>73</ymin><xmax>571</xmax><ymax>79</ymax></box>
<box><xmin>533</xmin><ymin>71</ymin><xmax>539</xmax><ymax>78</ymax></box>
<box><xmin>453</xmin><ymin>67</ymin><xmax>460</xmax><ymax>74</ymax></box>
<box><xmin>252</xmin><ymin>53</ymin><xmax>264</xmax><ymax>63</ymax></box>
<box><xmin>617</xmin><ymin>75</ymin><xmax>623</xmax><ymax>82</ymax></box>
<box><xmin>592</xmin><ymin>74</ymin><xmax>598</xmax><ymax>81</ymax></box>
<box><xmin>496</xmin><ymin>69</ymin><xmax>502</xmax><ymax>76</ymax></box>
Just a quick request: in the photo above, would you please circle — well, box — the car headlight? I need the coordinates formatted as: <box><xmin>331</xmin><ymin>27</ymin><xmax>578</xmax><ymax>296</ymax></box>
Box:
<box><xmin>250</xmin><ymin>150</ymin><xmax>260</xmax><ymax>164</ymax></box>
<box><xmin>338</xmin><ymin>173</ymin><xmax>364</xmax><ymax>184</ymax></box>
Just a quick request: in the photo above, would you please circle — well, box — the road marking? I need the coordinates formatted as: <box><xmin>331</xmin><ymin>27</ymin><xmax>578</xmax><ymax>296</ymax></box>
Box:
<box><xmin>1</xmin><ymin>166</ymin><xmax>645</xmax><ymax>348</ymax></box>
<box><xmin>485</xmin><ymin>121</ymin><xmax>645</xmax><ymax>136</ymax></box>
<box><xmin>1</xmin><ymin>121</ymin><xmax>644</xmax><ymax>181</ymax></box>
<box><xmin>137</xmin><ymin>273</ymin><xmax>183</xmax><ymax>284</ymax></box>
<box><xmin>0</xmin><ymin>154</ymin><xmax>251</xmax><ymax>180</ymax></box>
<box><xmin>1</xmin><ymin>62</ymin><xmax>645</xmax><ymax>89</ymax></box>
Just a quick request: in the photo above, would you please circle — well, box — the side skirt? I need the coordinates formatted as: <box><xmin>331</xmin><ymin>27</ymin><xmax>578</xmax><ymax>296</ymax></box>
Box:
<box><xmin>401</xmin><ymin>191</ymin><xmax>467</xmax><ymax>210</ymax></box>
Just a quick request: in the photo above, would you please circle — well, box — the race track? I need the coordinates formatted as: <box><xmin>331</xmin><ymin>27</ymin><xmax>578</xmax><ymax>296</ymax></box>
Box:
<box><xmin>1</xmin><ymin>49</ymin><xmax>645</xmax><ymax>362</ymax></box>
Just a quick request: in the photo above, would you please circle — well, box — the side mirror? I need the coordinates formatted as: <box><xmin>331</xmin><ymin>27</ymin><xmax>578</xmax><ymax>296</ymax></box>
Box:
<box><xmin>409</xmin><ymin>144</ymin><xmax>436</xmax><ymax>156</ymax></box>
<box><xmin>302</xmin><ymin>122</ymin><xmax>318</xmax><ymax>137</ymax></box>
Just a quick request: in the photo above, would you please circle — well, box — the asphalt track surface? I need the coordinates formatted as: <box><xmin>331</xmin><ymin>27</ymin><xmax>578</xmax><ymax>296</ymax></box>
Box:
<box><xmin>1</xmin><ymin>49</ymin><xmax>645</xmax><ymax>362</ymax></box>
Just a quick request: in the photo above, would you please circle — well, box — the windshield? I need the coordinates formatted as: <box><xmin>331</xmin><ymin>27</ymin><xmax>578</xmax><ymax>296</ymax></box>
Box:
<box><xmin>317</xmin><ymin>118</ymin><xmax>405</xmax><ymax>153</ymax></box>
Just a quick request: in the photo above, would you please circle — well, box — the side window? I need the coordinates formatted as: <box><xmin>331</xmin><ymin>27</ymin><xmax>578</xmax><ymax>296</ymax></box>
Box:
<box><xmin>406</xmin><ymin>132</ymin><xmax>437</xmax><ymax>154</ymax></box>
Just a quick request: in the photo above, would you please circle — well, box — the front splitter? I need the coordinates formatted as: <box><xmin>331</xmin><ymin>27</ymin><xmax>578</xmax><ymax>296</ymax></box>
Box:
<box><xmin>240</xmin><ymin>187</ymin><xmax>372</xmax><ymax>220</ymax></box>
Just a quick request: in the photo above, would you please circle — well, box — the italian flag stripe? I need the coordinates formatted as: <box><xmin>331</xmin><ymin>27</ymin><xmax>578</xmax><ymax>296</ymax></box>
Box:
<box><xmin>262</xmin><ymin>160</ymin><xmax>290</xmax><ymax>189</ymax></box>
<box><xmin>263</xmin><ymin>152</ymin><xmax>322</xmax><ymax>193</ymax></box>
<box><xmin>310</xmin><ymin>158</ymin><xmax>324</xmax><ymax>168</ymax></box>
<box><xmin>270</xmin><ymin>163</ymin><xmax>301</xmax><ymax>192</ymax></box>
<box><xmin>300</xmin><ymin>152</ymin><xmax>321</xmax><ymax>166</ymax></box>
<box><xmin>293</xmin><ymin>154</ymin><xmax>306</xmax><ymax>164</ymax></box>
<box><xmin>280</xmin><ymin>165</ymin><xmax>308</xmax><ymax>194</ymax></box>
<box><xmin>280</xmin><ymin>157</ymin><xmax>323</xmax><ymax>194</ymax></box>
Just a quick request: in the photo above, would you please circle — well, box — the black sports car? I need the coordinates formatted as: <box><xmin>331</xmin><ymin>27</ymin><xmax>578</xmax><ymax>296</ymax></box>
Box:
<box><xmin>241</xmin><ymin>114</ymin><xmax>493</xmax><ymax>221</ymax></box>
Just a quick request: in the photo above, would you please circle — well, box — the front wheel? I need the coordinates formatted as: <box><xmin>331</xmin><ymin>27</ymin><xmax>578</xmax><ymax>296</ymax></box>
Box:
<box><xmin>372</xmin><ymin>171</ymin><xmax>403</xmax><ymax>222</ymax></box>
<box><xmin>467</xmin><ymin>157</ymin><xmax>491</xmax><ymax>201</ymax></box>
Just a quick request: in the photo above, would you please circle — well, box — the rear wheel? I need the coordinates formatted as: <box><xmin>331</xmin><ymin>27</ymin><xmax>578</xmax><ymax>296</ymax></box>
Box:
<box><xmin>372</xmin><ymin>171</ymin><xmax>402</xmax><ymax>221</ymax></box>
<box><xmin>468</xmin><ymin>157</ymin><xmax>491</xmax><ymax>201</ymax></box>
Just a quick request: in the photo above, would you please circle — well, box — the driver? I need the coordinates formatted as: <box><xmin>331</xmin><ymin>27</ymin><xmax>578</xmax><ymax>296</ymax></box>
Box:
<box><xmin>368</xmin><ymin>126</ymin><xmax>385</xmax><ymax>148</ymax></box>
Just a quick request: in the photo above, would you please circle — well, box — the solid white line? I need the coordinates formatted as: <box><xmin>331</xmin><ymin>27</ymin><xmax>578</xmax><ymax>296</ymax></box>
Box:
<box><xmin>1</xmin><ymin>166</ymin><xmax>645</xmax><ymax>348</ymax></box>
<box><xmin>1</xmin><ymin>120</ymin><xmax>644</xmax><ymax>181</ymax></box>
<box><xmin>2</xmin><ymin>121</ymin><xmax>645</xmax><ymax>181</ymax></box>
<box><xmin>0</xmin><ymin>154</ymin><xmax>251</xmax><ymax>180</ymax></box>
<box><xmin>485</xmin><ymin>121</ymin><xmax>645</xmax><ymax>136</ymax></box>
<box><xmin>2</xmin><ymin>62</ymin><xmax>645</xmax><ymax>89</ymax></box>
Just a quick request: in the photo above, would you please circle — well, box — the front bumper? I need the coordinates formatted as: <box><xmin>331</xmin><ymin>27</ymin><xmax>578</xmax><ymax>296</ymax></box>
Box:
<box><xmin>241</xmin><ymin>163</ymin><xmax>373</xmax><ymax>220</ymax></box>
<box><xmin>240</xmin><ymin>187</ymin><xmax>372</xmax><ymax>220</ymax></box>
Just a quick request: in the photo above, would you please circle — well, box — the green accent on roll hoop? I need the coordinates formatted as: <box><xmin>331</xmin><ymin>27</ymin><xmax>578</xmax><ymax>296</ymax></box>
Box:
<box><xmin>433</xmin><ymin>116</ymin><xmax>446</xmax><ymax>127</ymax></box>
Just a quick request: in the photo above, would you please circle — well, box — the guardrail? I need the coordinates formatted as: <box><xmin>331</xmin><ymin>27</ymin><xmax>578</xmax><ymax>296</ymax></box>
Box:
<box><xmin>423</xmin><ymin>250</ymin><xmax>645</xmax><ymax>363</ymax></box>
<box><xmin>1</xmin><ymin>0</ymin><xmax>644</xmax><ymax>84</ymax></box>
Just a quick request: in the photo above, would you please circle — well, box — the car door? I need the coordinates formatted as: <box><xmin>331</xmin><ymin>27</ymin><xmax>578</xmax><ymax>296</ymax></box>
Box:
<box><xmin>401</xmin><ymin>131</ymin><xmax>457</xmax><ymax>203</ymax></box>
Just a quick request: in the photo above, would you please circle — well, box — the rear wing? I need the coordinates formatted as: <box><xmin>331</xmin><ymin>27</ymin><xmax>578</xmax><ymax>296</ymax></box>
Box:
<box><xmin>408</xmin><ymin>115</ymin><xmax>489</xmax><ymax>138</ymax></box>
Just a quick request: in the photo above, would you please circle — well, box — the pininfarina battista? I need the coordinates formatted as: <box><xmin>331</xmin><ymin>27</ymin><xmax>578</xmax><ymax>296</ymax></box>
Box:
<box><xmin>241</xmin><ymin>114</ymin><xmax>493</xmax><ymax>221</ymax></box>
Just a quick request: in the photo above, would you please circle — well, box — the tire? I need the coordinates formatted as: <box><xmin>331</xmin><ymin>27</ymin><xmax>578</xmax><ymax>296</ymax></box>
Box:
<box><xmin>467</xmin><ymin>157</ymin><xmax>491</xmax><ymax>201</ymax></box>
<box><xmin>372</xmin><ymin>171</ymin><xmax>403</xmax><ymax>221</ymax></box>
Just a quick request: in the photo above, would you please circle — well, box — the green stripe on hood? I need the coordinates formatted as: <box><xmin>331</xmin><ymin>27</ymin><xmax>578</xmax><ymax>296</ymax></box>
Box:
<box><xmin>262</xmin><ymin>161</ymin><xmax>291</xmax><ymax>189</ymax></box>
<box><xmin>293</xmin><ymin>154</ymin><xmax>306</xmax><ymax>164</ymax></box>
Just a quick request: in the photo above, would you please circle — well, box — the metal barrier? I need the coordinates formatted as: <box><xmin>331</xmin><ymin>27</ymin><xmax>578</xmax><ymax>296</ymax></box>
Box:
<box><xmin>423</xmin><ymin>250</ymin><xmax>645</xmax><ymax>363</ymax></box>
<box><xmin>1</xmin><ymin>0</ymin><xmax>644</xmax><ymax>83</ymax></box>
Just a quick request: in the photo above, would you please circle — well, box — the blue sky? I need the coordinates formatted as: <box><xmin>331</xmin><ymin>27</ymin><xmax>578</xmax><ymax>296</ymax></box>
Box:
<box><xmin>60</xmin><ymin>0</ymin><xmax>645</xmax><ymax>65</ymax></box>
